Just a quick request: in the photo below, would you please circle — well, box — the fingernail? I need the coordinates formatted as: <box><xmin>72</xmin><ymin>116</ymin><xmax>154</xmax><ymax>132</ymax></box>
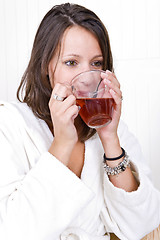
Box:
<box><xmin>78</xmin><ymin>106</ymin><xmax>81</xmax><ymax>111</ymax></box>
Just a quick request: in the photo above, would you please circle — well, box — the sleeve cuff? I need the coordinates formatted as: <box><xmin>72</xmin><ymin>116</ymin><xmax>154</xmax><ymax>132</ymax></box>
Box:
<box><xmin>25</xmin><ymin>151</ymin><xmax>95</xmax><ymax>203</ymax></box>
<box><xmin>103</xmin><ymin>160</ymin><xmax>154</xmax><ymax>206</ymax></box>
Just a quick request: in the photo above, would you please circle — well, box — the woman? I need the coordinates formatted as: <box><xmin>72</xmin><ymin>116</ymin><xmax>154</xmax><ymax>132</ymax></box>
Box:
<box><xmin>0</xmin><ymin>3</ymin><xmax>159</xmax><ymax>240</ymax></box>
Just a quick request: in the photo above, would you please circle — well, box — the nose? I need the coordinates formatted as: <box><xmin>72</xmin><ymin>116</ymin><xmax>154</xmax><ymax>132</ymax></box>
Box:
<box><xmin>76</xmin><ymin>63</ymin><xmax>92</xmax><ymax>76</ymax></box>
<box><xmin>82</xmin><ymin>62</ymin><xmax>92</xmax><ymax>72</ymax></box>
<box><xmin>70</xmin><ymin>63</ymin><xmax>92</xmax><ymax>86</ymax></box>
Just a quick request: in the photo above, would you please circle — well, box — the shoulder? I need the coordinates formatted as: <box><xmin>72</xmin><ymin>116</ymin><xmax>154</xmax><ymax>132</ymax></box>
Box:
<box><xmin>118</xmin><ymin>119</ymin><xmax>138</xmax><ymax>147</ymax></box>
<box><xmin>0</xmin><ymin>101</ymin><xmax>52</xmax><ymax>146</ymax></box>
<box><xmin>0</xmin><ymin>101</ymin><xmax>22</xmax><ymax>128</ymax></box>
<box><xmin>0</xmin><ymin>101</ymin><xmax>33</xmax><ymax>125</ymax></box>
<box><xmin>0</xmin><ymin>101</ymin><xmax>42</xmax><ymax>136</ymax></box>
<box><xmin>117</xmin><ymin>119</ymin><xmax>140</xmax><ymax>154</ymax></box>
<box><xmin>118</xmin><ymin>120</ymin><xmax>151</xmax><ymax>174</ymax></box>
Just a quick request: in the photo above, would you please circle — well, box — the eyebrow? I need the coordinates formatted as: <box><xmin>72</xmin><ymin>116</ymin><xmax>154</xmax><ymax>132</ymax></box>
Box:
<box><xmin>62</xmin><ymin>54</ymin><xmax>81</xmax><ymax>58</ymax></box>
<box><xmin>62</xmin><ymin>54</ymin><xmax>103</xmax><ymax>59</ymax></box>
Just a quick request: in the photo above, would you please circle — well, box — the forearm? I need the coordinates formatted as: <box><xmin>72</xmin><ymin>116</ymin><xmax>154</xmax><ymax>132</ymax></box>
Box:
<box><xmin>49</xmin><ymin>138</ymin><xmax>75</xmax><ymax>166</ymax></box>
<box><xmin>102</xmin><ymin>134</ymin><xmax>139</xmax><ymax>192</ymax></box>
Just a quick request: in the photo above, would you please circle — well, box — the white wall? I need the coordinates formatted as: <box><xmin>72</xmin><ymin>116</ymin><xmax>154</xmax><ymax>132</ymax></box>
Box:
<box><xmin>0</xmin><ymin>0</ymin><xmax>160</xmax><ymax>190</ymax></box>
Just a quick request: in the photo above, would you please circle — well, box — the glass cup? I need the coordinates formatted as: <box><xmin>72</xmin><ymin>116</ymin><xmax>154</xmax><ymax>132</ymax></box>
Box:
<box><xmin>71</xmin><ymin>70</ymin><xmax>114</xmax><ymax>128</ymax></box>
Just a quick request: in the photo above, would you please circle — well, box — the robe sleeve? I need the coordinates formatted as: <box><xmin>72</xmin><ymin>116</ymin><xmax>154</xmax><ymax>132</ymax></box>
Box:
<box><xmin>100</xmin><ymin>120</ymin><xmax>160</xmax><ymax>240</ymax></box>
<box><xmin>0</xmin><ymin>103</ymin><xmax>94</xmax><ymax>240</ymax></box>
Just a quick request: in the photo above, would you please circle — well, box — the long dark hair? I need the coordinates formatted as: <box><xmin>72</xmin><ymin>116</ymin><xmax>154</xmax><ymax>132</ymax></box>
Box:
<box><xmin>17</xmin><ymin>3</ymin><xmax>113</xmax><ymax>142</ymax></box>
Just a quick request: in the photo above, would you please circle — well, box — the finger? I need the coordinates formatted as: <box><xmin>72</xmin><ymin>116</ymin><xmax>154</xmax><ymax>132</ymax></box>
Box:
<box><xmin>49</xmin><ymin>84</ymin><xmax>66</xmax><ymax>108</ymax></box>
<box><xmin>109</xmin><ymin>89</ymin><xmax>122</xmax><ymax>105</ymax></box>
<box><xmin>51</xmin><ymin>83</ymin><xmax>72</xmax><ymax>100</ymax></box>
<box><xmin>60</xmin><ymin>95</ymin><xmax>76</xmax><ymax>113</ymax></box>
<box><xmin>64</xmin><ymin>104</ymin><xmax>79</xmax><ymax>122</ymax></box>
<box><xmin>97</xmin><ymin>78</ymin><xmax>122</xmax><ymax>100</ymax></box>
<box><xmin>101</xmin><ymin>70</ymin><xmax>120</xmax><ymax>88</ymax></box>
<box><xmin>106</xmin><ymin>70</ymin><xmax>118</xmax><ymax>80</ymax></box>
<box><xmin>49</xmin><ymin>83</ymin><xmax>72</xmax><ymax>108</ymax></box>
<box><xmin>50</xmin><ymin>94</ymin><xmax>76</xmax><ymax>116</ymax></box>
<box><xmin>103</xmin><ymin>78</ymin><xmax>122</xmax><ymax>99</ymax></box>
<box><xmin>51</xmin><ymin>83</ymin><xmax>68</xmax><ymax>99</ymax></box>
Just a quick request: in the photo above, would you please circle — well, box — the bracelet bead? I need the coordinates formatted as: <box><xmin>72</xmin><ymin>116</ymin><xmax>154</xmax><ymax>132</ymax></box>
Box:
<box><xmin>103</xmin><ymin>150</ymin><xmax>130</xmax><ymax>176</ymax></box>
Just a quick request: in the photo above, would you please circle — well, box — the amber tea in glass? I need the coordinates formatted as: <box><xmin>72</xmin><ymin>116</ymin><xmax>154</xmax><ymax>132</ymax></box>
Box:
<box><xmin>71</xmin><ymin>70</ymin><xmax>114</xmax><ymax>128</ymax></box>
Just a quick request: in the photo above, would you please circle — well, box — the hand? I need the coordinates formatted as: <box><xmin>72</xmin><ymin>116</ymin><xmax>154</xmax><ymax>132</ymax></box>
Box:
<box><xmin>97</xmin><ymin>70</ymin><xmax>122</xmax><ymax>144</ymax></box>
<box><xmin>48</xmin><ymin>83</ymin><xmax>79</xmax><ymax>164</ymax></box>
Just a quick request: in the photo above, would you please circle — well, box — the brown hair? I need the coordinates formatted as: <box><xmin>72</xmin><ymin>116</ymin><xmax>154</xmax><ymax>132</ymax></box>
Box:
<box><xmin>17</xmin><ymin>3</ymin><xmax>113</xmax><ymax>142</ymax></box>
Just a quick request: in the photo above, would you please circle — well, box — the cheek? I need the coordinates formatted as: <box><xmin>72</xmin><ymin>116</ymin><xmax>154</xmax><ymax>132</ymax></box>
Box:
<box><xmin>48</xmin><ymin>62</ymin><xmax>56</xmax><ymax>88</ymax></box>
<box><xmin>48</xmin><ymin>65</ymin><xmax>68</xmax><ymax>88</ymax></box>
<box><xmin>52</xmin><ymin>69</ymin><xmax>66</xmax><ymax>86</ymax></box>
<box><xmin>53</xmin><ymin>69</ymin><xmax>78</xmax><ymax>86</ymax></box>
<box><xmin>48</xmin><ymin>61</ymin><xmax>80</xmax><ymax>87</ymax></box>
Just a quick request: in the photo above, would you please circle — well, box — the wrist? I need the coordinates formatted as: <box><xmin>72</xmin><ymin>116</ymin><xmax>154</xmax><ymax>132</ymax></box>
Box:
<box><xmin>103</xmin><ymin>152</ymin><xmax>130</xmax><ymax>176</ymax></box>
<box><xmin>102</xmin><ymin>134</ymin><xmax>121</xmax><ymax>155</ymax></box>
<box><xmin>100</xmin><ymin>134</ymin><xmax>124</xmax><ymax>167</ymax></box>
<box><xmin>104</xmin><ymin>147</ymin><xmax>125</xmax><ymax>161</ymax></box>
<box><xmin>104</xmin><ymin>147</ymin><xmax>125</xmax><ymax>167</ymax></box>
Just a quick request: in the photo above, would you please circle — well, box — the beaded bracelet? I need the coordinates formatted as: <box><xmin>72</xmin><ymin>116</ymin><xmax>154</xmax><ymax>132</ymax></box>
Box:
<box><xmin>103</xmin><ymin>152</ymin><xmax>130</xmax><ymax>176</ymax></box>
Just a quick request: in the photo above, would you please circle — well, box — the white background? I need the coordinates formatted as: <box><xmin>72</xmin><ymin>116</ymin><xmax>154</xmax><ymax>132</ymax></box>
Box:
<box><xmin>0</xmin><ymin>0</ymin><xmax>160</xmax><ymax>190</ymax></box>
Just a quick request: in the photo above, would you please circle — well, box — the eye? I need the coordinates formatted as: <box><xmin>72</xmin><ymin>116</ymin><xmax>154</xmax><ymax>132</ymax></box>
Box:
<box><xmin>65</xmin><ymin>60</ymin><xmax>77</xmax><ymax>66</ymax></box>
<box><xmin>91</xmin><ymin>60</ymin><xmax>103</xmax><ymax>67</ymax></box>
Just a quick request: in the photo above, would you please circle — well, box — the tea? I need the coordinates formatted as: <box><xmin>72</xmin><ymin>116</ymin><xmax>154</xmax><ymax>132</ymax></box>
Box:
<box><xmin>76</xmin><ymin>98</ymin><xmax>114</xmax><ymax>128</ymax></box>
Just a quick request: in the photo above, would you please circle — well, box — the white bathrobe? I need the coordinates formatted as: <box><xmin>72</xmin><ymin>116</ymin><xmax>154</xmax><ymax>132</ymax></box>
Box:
<box><xmin>0</xmin><ymin>101</ymin><xmax>159</xmax><ymax>240</ymax></box>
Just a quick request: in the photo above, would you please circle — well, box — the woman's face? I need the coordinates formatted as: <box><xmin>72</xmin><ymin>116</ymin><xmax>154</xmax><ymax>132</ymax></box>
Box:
<box><xmin>48</xmin><ymin>25</ymin><xmax>103</xmax><ymax>88</ymax></box>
